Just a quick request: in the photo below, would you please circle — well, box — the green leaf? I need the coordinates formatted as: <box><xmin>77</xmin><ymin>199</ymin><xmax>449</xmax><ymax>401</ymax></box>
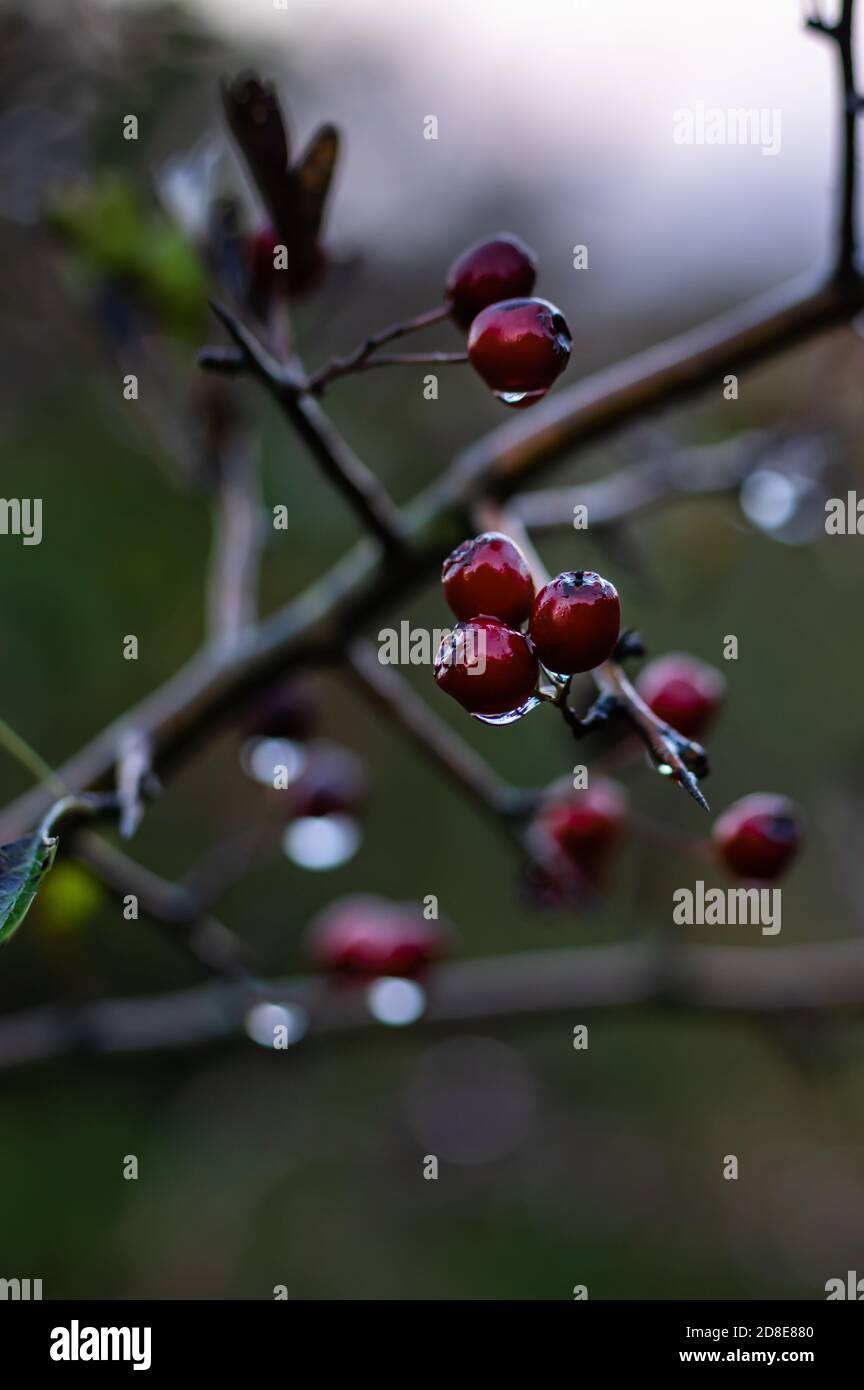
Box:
<box><xmin>0</xmin><ymin>833</ymin><xmax>58</xmax><ymax>945</ymax></box>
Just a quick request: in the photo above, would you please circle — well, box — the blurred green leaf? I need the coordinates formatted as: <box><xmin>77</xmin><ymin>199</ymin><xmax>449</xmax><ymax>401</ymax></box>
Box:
<box><xmin>0</xmin><ymin>833</ymin><xmax>58</xmax><ymax>945</ymax></box>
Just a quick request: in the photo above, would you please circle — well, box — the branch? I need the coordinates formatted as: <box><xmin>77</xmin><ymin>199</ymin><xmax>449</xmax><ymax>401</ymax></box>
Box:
<box><xmin>513</xmin><ymin>430</ymin><xmax>774</xmax><ymax>531</ymax></box>
<box><xmin>3</xmin><ymin>938</ymin><xmax>864</xmax><ymax>1068</ymax></box>
<box><xmin>206</xmin><ymin>434</ymin><xmax>264</xmax><ymax>651</ymax></box>
<box><xmin>207</xmin><ymin>300</ymin><xmax>409</xmax><ymax>556</ymax></box>
<box><xmin>70</xmin><ymin>832</ymin><xmax>253</xmax><ymax>983</ymax></box>
<box><xmin>808</xmin><ymin>0</ymin><xmax>859</xmax><ymax>275</ymax></box>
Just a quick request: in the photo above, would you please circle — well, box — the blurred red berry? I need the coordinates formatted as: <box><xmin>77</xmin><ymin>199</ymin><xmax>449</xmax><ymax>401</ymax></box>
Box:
<box><xmin>441</xmin><ymin>531</ymin><xmax>534</xmax><ymax>626</ymax></box>
<box><xmin>536</xmin><ymin>777</ymin><xmax>629</xmax><ymax>887</ymax></box>
<box><xmin>245</xmin><ymin>680</ymin><xmax>315</xmax><ymax>743</ymax></box>
<box><xmin>306</xmin><ymin>896</ymin><xmax>447</xmax><ymax>977</ymax></box>
<box><xmin>434</xmin><ymin>617</ymin><xmax>538</xmax><ymax>716</ymax></box>
<box><xmin>712</xmin><ymin>793</ymin><xmax>802</xmax><ymax>880</ymax></box>
<box><xmin>636</xmin><ymin>653</ymin><xmax>725</xmax><ymax>739</ymax></box>
<box><xmin>467</xmin><ymin>297</ymin><xmax>571</xmax><ymax>402</ymax></box>
<box><xmin>445</xmin><ymin>233</ymin><xmax>537</xmax><ymax>330</ymax></box>
<box><xmin>288</xmin><ymin>742</ymin><xmax>368</xmax><ymax>819</ymax></box>
<box><xmin>529</xmin><ymin>570</ymin><xmax>620</xmax><ymax>674</ymax></box>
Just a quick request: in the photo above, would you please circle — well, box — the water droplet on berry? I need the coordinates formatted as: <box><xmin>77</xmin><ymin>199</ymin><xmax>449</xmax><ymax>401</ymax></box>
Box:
<box><xmin>471</xmin><ymin>694</ymin><xmax>542</xmax><ymax>726</ymax></box>
<box><xmin>493</xmin><ymin>389</ymin><xmax>547</xmax><ymax>409</ymax></box>
<box><xmin>282</xmin><ymin>814</ymin><xmax>361</xmax><ymax>869</ymax></box>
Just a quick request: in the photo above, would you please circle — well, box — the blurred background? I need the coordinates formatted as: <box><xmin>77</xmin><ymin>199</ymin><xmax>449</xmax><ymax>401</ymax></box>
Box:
<box><xmin>1</xmin><ymin>0</ymin><xmax>864</xmax><ymax>1299</ymax></box>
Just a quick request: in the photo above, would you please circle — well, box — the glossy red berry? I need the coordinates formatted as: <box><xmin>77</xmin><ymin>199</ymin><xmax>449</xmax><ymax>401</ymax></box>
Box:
<box><xmin>467</xmin><ymin>297</ymin><xmax>572</xmax><ymax>404</ymax></box>
<box><xmin>445</xmin><ymin>234</ymin><xmax>537</xmax><ymax>330</ymax></box>
<box><xmin>529</xmin><ymin>571</ymin><xmax>620</xmax><ymax>674</ymax></box>
<box><xmin>636</xmin><ymin>653</ymin><xmax>726</xmax><ymax>739</ymax></box>
<box><xmin>442</xmin><ymin>531</ymin><xmax>534</xmax><ymax>626</ymax></box>
<box><xmin>712</xmin><ymin>793</ymin><xmax>802</xmax><ymax>881</ymax></box>
<box><xmin>434</xmin><ymin>616</ymin><xmax>538</xmax><ymax>716</ymax></box>
<box><xmin>538</xmin><ymin>777</ymin><xmax>629</xmax><ymax>884</ymax></box>
<box><xmin>307</xmin><ymin>895</ymin><xmax>447</xmax><ymax>978</ymax></box>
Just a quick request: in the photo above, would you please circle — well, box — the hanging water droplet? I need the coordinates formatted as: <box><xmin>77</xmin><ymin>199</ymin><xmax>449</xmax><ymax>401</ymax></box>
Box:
<box><xmin>472</xmin><ymin>694</ymin><xmax>542</xmax><ymax>726</ymax></box>
<box><xmin>493</xmin><ymin>389</ymin><xmax>547</xmax><ymax>410</ymax></box>
<box><xmin>282</xmin><ymin>814</ymin><xmax>361</xmax><ymax>869</ymax></box>
<box><xmin>657</xmin><ymin>763</ymin><xmax>674</xmax><ymax>777</ymax></box>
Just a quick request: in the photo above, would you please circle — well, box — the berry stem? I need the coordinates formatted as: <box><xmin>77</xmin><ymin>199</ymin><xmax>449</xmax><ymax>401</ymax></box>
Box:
<box><xmin>305</xmin><ymin>303</ymin><xmax>452</xmax><ymax>393</ymax></box>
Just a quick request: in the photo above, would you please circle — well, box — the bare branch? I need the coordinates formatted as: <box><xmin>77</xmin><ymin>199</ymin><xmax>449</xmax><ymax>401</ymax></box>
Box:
<box><xmin>3</xmin><ymin>938</ymin><xmax>864</xmax><ymax>1069</ymax></box>
<box><xmin>71</xmin><ymin>831</ymin><xmax>253</xmax><ymax>983</ymax></box>
<box><xmin>208</xmin><ymin>300</ymin><xmax>409</xmax><ymax>556</ymax></box>
<box><xmin>206</xmin><ymin>435</ymin><xmax>264</xmax><ymax>651</ymax></box>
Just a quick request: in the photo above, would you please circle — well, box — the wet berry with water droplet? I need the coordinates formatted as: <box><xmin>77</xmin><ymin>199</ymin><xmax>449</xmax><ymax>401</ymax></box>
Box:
<box><xmin>442</xmin><ymin>531</ymin><xmax>534</xmax><ymax>626</ymax></box>
<box><xmin>467</xmin><ymin>297</ymin><xmax>572</xmax><ymax>403</ymax></box>
<box><xmin>434</xmin><ymin>616</ymin><xmax>538</xmax><ymax>716</ymax></box>
<box><xmin>529</xmin><ymin>571</ymin><xmax>620</xmax><ymax>674</ymax></box>
<box><xmin>445</xmin><ymin>234</ymin><xmax>537</xmax><ymax>330</ymax></box>
<box><xmin>636</xmin><ymin>653</ymin><xmax>725</xmax><ymax>739</ymax></box>
<box><xmin>712</xmin><ymin>793</ymin><xmax>802</xmax><ymax>880</ymax></box>
<box><xmin>306</xmin><ymin>895</ymin><xmax>447</xmax><ymax>977</ymax></box>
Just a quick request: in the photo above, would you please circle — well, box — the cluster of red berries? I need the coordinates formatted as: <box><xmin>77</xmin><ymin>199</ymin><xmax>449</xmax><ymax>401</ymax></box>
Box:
<box><xmin>306</xmin><ymin>896</ymin><xmax>447</xmax><ymax>978</ymax></box>
<box><xmin>434</xmin><ymin>531</ymin><xmax>621</xmax><ymax>716</ymax></box>
<box><xmin>445</xmin><ymin>234</ymin><xmax>572</xmax><ymax>407</ymax></box>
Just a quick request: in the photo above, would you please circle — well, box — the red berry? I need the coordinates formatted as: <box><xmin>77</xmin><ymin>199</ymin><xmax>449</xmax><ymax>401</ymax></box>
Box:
<box><xmin>529</xmin><ymin>571</ymin><xmax>620</xmax><ymax>674</ymax></box>
<box><xmin>247</xmin><ymin>223</ymin><xmax>326</xmax><ymax>305</ymax></box>
<box><xmin>712</xmin><ymin>793</ymin><xmax>802</xmax><ymax>881</ymax></box>
<box><xmin>247</xmin><ymin>224</ymin><xmax>286</xmax><ymax>306</ymax></box>
<box><xmin>445</xmin><ymin>234</ymin><xmax>537</xmax><ymax>330</ymax></box>
<box><xmin>288</xmin><ymin>742</ymin><xmax>367</xmax><ymax>818</ymax></box>
<box><xmin>307</xmin><ymin>895</ymin><xmax>447</xmax><ymax>978</ymax></box>
<box><xmin>467</xmin><ymin>297</ymin><xmax>572</xmax><ymax>403</ymax></box>
<box><xmin>442</xmin><ymin>531</ymin><xmax>534</xmax><ymax>626</ymax></box>
<box><xmin>538</xmin><ymin>777</ymin><xmax>628</xmax><ymax>884</ymax></box>
<box><xmin>636</xmin><ymin>653</ymin><xmax>726</xmax><ymax>739</ymax></box>
<box><xmin>245</xmin><ymin>680</ymin><xmax>315</xmax><ymax>742</ymax></box>
<box><xmin>434</xmin><ymin>617</ymin><xmax>538</xmax><ymax>716</ymax></box>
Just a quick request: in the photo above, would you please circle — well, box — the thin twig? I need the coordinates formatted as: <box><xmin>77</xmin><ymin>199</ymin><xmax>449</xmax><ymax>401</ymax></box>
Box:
<box><xmin>305</xmin><ymin>303</ymin><xmax>451</xmax><ymax>393</ymax></box>
<box><xmin>71</xmin><ymin>831</ymin><xmax>254</xmax><ymax>983</ymax></box>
